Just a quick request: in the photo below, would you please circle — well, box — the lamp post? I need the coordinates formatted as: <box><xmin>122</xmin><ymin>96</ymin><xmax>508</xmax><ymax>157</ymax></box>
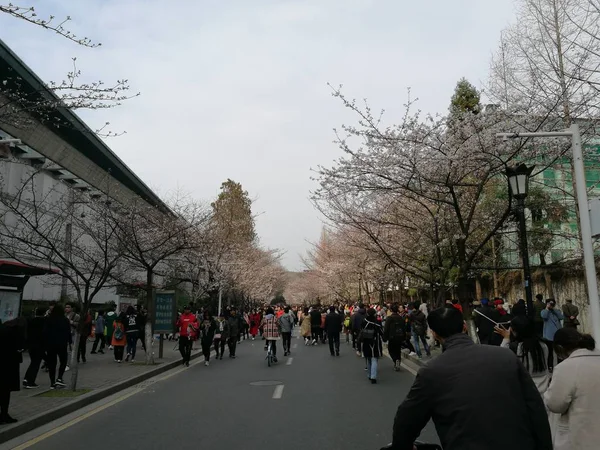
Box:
<box><xmin>506</xmin><ymin>163</ymin><xmax>535</xmax><ymax>313</ymax></box>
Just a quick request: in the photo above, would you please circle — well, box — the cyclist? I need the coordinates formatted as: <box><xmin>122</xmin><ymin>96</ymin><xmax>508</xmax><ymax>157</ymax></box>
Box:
<box><xmin>261</xmin><ymin>307</ymin><xmax>281</xmax><ymax>363</ymax></box>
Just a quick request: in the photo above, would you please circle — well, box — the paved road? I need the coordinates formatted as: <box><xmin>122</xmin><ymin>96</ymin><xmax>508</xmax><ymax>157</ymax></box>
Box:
<box><xmin>10</xmin><ymin>333</ymin><xmax>439</xmax><ymax>450</ymax></box>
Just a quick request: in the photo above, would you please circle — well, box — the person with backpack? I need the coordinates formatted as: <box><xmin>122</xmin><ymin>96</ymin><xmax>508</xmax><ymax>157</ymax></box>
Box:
<box><xmin>111</xmin><ymin>314</ymin><xmax>127</xmax><ymax>363</ymax></box>
<box><xmin>359</xmin><ymin>308</ymin><xmax>384</xmax><ymax>384</ymax></box>
<box><xmin>383</xmin><ymin>304</ymin><xmax>407</xmax><ymax>371</ymax></box>
<box><xmin>343</xmin><ymin>312</ymin><xmax>352</xmax><ymax>344</ymax></box>
<box><xmin>409</xmin><ymin>302</ymin><xmax>431</xmax><ymax>359</ymax></box>
<box><xmin>124</xmin><ymin>306</ymin><xmax>139</xmax><ymax>363</ymax></box>
<box><xmin>105</xmin><ymin>304</ymin><xmax>117</xmax><ymax>350</ymax></box>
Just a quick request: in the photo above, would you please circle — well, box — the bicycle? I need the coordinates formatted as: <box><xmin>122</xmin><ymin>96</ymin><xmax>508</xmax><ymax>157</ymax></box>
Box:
<box><xmin>266</xmin><ymin>340</ymin><xmax>276</xmax><ymax>366</ymax></box>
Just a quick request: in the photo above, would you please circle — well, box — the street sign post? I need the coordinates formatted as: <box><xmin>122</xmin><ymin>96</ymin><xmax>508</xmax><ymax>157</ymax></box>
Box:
<box><xmin>153</xmin><ymin>290</ymin><xmax>177</xmax><ymax>358</ymax></box>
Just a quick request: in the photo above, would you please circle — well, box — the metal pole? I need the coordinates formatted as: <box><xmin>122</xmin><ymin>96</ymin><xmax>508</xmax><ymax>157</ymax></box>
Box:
<box><xmin>516</xmin><ymin>198</ymin><xmax>533</xmax><ymax>313</ymax></box>
<box><xmin>571</xmin><ymin>124</ymin><xmax>600</xmax><ymax>340</ymax></box>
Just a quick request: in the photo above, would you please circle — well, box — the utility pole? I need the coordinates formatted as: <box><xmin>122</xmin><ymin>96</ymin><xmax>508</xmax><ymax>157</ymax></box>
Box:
<box><xmin>497</xmin><ymin>124</ymin><xmax>600</xmax><ymax>340</ymax></box>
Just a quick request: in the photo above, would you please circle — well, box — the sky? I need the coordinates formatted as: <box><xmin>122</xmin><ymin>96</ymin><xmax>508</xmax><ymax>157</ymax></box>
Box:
<box><xmin>0</xmin><ymin>0</ymin><xmax>518</xmax><ymax>270</ymax></box>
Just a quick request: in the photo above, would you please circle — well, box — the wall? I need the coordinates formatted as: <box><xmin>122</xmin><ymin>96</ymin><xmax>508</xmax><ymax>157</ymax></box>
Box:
<box><xmin>505</xmin><ymin>273</ymin><xmax>594</xmax><ymax>334</ymax></box>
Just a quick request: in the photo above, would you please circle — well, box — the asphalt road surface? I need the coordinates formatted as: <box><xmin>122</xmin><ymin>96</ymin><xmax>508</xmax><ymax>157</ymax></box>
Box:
<box><xmin>8</xmin><ymin>333</ymin><xmax>439</xmax><ymax>450</ymax></box>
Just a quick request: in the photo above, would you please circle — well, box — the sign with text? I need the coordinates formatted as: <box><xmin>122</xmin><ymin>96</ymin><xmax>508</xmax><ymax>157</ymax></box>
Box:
<box><xmin>153</xmin><ymin>291</ymin><xmax>177</xmax><ymax>334</ymax></box>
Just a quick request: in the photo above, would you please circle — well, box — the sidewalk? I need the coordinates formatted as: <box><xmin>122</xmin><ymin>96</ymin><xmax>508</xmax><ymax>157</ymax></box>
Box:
<box><xmin>0</xmin><ymin>337</ymin><xmax>205</xmax><ymax>443</ymax></box>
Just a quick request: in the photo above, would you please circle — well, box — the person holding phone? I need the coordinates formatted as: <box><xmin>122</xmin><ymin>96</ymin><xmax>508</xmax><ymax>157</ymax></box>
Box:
<box><xmin>541</xmin><ymin>299</ymin><xmax>563</xmax><ymax>372</ymax></box>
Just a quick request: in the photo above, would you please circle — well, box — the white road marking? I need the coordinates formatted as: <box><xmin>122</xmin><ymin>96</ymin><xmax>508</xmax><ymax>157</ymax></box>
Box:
<box><xmin>292</xmin><ymin>343</ymin><xmax>298</xmax><ymax>349</ymax></box>
<box><xmin>286</xmin><ymin>357</ymin><xmax>293</xmax><ymax>365</ymax></box>
<box><xmin>272</xmin><ymin>384</ymin><xmax>285</xmax><ymax>399</ymax></box>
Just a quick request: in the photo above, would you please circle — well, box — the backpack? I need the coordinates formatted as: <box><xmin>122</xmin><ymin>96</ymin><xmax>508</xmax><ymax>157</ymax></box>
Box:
<box><xmin>343</xmin><ymin>317</ymin><xmax>351</xmax><ymax>328</ymax></box>
<box><xmin>113</xmin><ymin>324</ymin><xmax>124</xmax><ymax>340</ymax></box>
<box><xmin>389</xmin><ymin>320</ymin><xmax>406</xmax><ymax>340</ymax></box>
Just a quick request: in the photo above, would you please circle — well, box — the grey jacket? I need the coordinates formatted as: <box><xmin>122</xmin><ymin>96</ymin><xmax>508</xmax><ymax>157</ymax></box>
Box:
<box><xmin>278</xmin><ymin>313</ymin><xmax>295</xmax><ymax>333</ymax></box>
<box><xmin>392</xmin><ymin>333</ymin><xmax>552</xmax><ymax>450</ymax></box>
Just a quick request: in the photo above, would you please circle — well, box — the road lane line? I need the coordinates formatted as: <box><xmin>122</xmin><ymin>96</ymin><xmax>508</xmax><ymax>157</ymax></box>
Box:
<box><xmin>272</xmin><ymin>384</ymin><xmax>285</xmax><ymax>399</ymax></box>
<box><xmin>292</xmin><ymin>343</ymin><xmax>297</xmax><ymax>349</ymax></box>
<box><xmin>12</xmin><ymin>388</ymin><xmax>142</xmax><ymax>450</ymax></box>
<box><xmin>286</xmin><ymin>357</ymin><xmax>293</xmax><ymax>366</ymax></box>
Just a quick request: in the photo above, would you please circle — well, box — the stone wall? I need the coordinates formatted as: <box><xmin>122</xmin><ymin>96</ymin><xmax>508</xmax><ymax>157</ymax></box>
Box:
<box><xmin>505</xmin><ymin>273</ymin><xmax>594</xmax><ymax>334</ymax></box>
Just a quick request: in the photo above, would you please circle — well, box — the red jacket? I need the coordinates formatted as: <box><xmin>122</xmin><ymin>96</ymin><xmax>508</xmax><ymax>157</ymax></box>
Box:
<box><xmin>176</xmin><ymin>313</ymin><xmax>198</xmax><ymax>338</ymax></box>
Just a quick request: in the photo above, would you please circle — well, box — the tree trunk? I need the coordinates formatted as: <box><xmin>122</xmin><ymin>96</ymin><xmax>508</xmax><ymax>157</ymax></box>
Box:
<box><xmin>475</xmin><ymin>278</ymin><xmax>482</xmax><ymax>301</ymax></box>
<box><xmin>145</xmin><ymin>269</ymin><xmax>155</xmax><ymax>365</ymax></box>
<box><xmin>544</xmin><ymin>270</ymin><xmax>554</xmax><ymax>298</ymax></box>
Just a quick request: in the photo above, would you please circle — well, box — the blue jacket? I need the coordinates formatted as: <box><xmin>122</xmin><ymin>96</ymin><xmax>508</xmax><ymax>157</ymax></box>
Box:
<box><xmin>541</xmin><ymin>308</ymin><xmax>564</xmax><ymax>341</ymax></box>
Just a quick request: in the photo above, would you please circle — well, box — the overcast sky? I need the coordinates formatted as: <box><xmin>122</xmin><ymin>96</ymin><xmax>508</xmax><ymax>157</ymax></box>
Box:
<box><xmin>1</xmin><ymin>0</ymin><xmax>517</xmax><ymax>270</ymax></box>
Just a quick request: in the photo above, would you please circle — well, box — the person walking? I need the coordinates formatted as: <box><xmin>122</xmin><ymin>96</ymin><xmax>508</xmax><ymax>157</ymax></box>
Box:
<box><xmin>495</xmin><ymin>316</ymin><xmax>550</xmax><ymax>395</ymax></box>
<box><xmin>124</xmin><ymin>306</ymin><xmax>139</xmax><ymax>363</ymax></box>
<box><xmin>77</xmin><ymin>310</ymin><xmax>92</xmax><ymax>364</ymax></box>
<box><xmin>309</xmin><ymin>307</ymin><xmax>322</xmax><ymax>345</ymax></box>
<box><xmin>105</xmin><ymin>304</ymin><xmax>117</xmax><ymax>350</ymax></box>
<box><xmin>135</xmin><ymin>305</ymin><xmax>147</xmax><ymax>353</ymax></box>
<box><xmin>64</xmin><ymin>303</ymin><xmax>79</xmax><ymax>370</ymax></box>
<box><xmin>561</xmin><ymin>299</ymin><xmax>579</xmax><ymax>329</ymax></box>
<box><xmin>409</xmin><ymin>302</ymin><xmax>431</xmax><ymax>359</ymax></box>
<box><xmin>111</xmin><ymin>315</ymin><xmax>126</xmax><ymax>363</ymax></box>
<box><xmin>249</xmin><ymin>310</ymin><xmax>261</xmax><ymax>340</ymax></box>
<box><xmin>176</xmin><ymin>304</ymin><xmax>198</xmax><ymax>366</ymax></box>
<box><xmin>214</xmin><ymin>313</ymin><xmax>228</xmax><ymax>360</ymax></box>
<box><xmin>352</xmin><ymin>305</ymin><xmax>366</xmax><ymax>355</ymax></box>
<box><xmin>0</xmin><ymin>317</ymin><xmax>26</xmax><ymax>424</ymax></box>
<box><xmin>360</xmin><ymin>308</ymin><xmax>383</xmax><ymax>384</ymax></box>
<box><xmin>43</xmin><ymin>304</ymin><xmax>71</xmax><ymax>388</ymax></box>
<box><xmin>23</xmin><ymin>308</ymin><xmax>46</xmax><ymax>389</ymax></box>
<box><xmin>343</xmin><ymin>312</ymin><xmax>352</xmax><ymax>343</ymax></box>
<box><xmin>324</xmin><ymin>305</ymin><xmax>343</xmax><ymax>356</ymax></box>
<box><xmin>383</xmin><ymin>304</ymin><xmax>407</xmax><ymax>371</ymax></box>
<box><xmin>90</xmin><ymin>311</ymin><xmax>106</xmax><ymax>355</ymax></box>
<box><xmin>473</xmin><ymin>298</ymin><xmax>496</xmax><ymax>345</ymax></box>
<box><xmin>541</xmin><ymin>298</ymin><xmax>563</xmax><ymax>372</ymax></box>
<box><xmin>300</xmin><ymin>307</ymin><xmax>312</xmax><ymax>345</ymax></box>
<box><xmin>226</xmin><ymin>308</ymin><xmax>240</xmax><ymax>358</ymax></box>
<box><xmin>200</xmin><ymin>311</ymin><xmax>217</xmax><ymax>366</ymax></box>
<box><xmin>278</xmin><ymin>307</ymin><xmax>295</xmax><ymax>356</ymax></box>
<box><xmin>545</xmin><ymin>327</ymin><xmax>600</xmax><ymax>450</ymax></box>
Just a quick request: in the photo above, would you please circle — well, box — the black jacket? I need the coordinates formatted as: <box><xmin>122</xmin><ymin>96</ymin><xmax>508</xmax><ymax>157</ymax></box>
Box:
<box><xmin>473</xmin><ymin>305</ymin><xmax>496</xmax><ymax>336</ymax></box>
<box><xmin>27</xmin><ymin>316</ymin><xmax>46</xmax><ymax>351</ymax></box>
<box><xmin>310</xmin><ymin>309</ymin><xmax>322</xmax><ymax>327</ymax></box>
<box><xmin>391</xmin><ymin>333</ymin><xmax>552</xmax><ymax>450</ymax></box>
<box><xmin>351</xmin><ymin>309</ymin><xmax>366</xmax><ymax>332</ymax></box>
<box><xmin>383</xmin><ymin>313</ymin><xmax>406</xmax><ymax>342</ymax></box>
<box><xmin>43</xmin><ymin>315</ymin><xmax>71</xmax><ymax>349</ymax></box>
<box><xmin>323</xmin><ymin>312</ymin><xmax>342</xmax><ymax>334</ymax></box>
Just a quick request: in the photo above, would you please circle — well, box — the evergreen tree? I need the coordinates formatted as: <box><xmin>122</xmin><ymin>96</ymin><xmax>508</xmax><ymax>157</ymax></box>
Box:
<box><xmin>449</xmin><ymin>78</ymin><xmax>481</xmax><ymax>117</ymax></box>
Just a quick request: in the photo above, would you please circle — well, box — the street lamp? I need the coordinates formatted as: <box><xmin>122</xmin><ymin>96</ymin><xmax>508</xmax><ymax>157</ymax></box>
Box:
<box><xmin>498</xmin><ymin>124</ymin><xmax>600</xmax><ymax>341</ymax></box>
<box><xmin>506</xmin><ymin>163</ymin><xmax>535</xmax><ymax>314</ymax></box>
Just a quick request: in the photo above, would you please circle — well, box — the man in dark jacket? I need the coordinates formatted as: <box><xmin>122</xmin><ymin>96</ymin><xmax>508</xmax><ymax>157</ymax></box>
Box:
<box><xmin>351</xmin><ymin>305</ymin><xmax>366</xmax><ymax>352</ymax></box>
<box><xmin>389</xmin><ymin>307</ymin><xmax>552</xmax><ymax>450</ymax></box>
<box><xmin>227</xmin><ymin>308</ymin><xmax>240</xmax><ymax>358</ymax></box>
<box><xmin>533</xmin><ymin>293</ymin><xmax>546</xmax><ymax>337</ymax></box>
<box><xmin>24</xmin><ymin>308</ymin><xmax>46</xmax><ymax>388</ymax></box>
<box><xmin>309</xmin><ymin>307</ymin><xmax>322</xmax><ymax>345</ymax></box>
<box><xmin>324</xmin><ymin>306</ymin><xmax>343</xmax><ymax>356</ymax></box>
<box><xmin>383</xmin><ymin>304</ymin><xmax>406</xmax><ymax>371</ymax></box>
<box><xmin>472</xmin><ymin>298</ymin><xmax>496</xmax><ymax>345</ymax></box>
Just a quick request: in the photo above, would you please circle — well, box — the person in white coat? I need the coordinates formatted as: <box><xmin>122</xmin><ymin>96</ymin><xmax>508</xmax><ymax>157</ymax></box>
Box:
<box><xmin>544</xmin><ymin>327</ymin><xmax>600</xmax><ymax>450</ymax></box>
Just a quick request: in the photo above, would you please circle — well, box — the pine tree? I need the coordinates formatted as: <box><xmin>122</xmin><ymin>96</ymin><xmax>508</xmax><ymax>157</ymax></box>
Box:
<box><xmin>449</xmin><ymin>78</ymin><xmax>481</xmax><ymax>117</ymax></box>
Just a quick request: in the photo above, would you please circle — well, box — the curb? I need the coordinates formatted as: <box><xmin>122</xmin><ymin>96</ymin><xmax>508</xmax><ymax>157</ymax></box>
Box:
<box><xmin>0</xmin><ymin>350</ymin><xmax>203</xmax><ymax>445</ymax></box>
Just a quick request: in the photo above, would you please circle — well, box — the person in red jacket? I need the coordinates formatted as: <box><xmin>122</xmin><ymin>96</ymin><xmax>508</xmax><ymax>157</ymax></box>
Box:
<box><xmin>176</xmin><ymin>304</ymin><xmax>198</xmax><ymax>367</ymax></box>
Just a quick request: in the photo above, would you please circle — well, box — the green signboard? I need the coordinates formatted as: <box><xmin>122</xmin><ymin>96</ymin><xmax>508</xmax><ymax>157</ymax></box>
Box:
<box><xmin>153</xmin><ymin>291</ymin><xmax>177</xmax><ymax>334</ymax></box>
